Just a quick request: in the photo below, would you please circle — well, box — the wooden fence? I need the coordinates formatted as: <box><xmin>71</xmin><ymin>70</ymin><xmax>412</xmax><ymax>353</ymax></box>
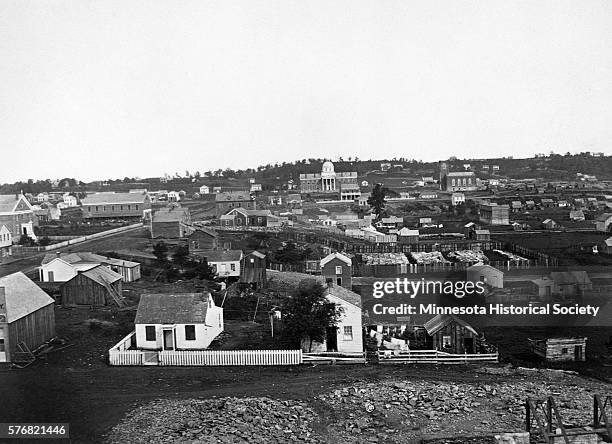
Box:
<box><xmin>377</xmin><ymin>349</ymin><xmax>499</xmax><ymax>364</ymax></box>
<box><xmin>159</xmin><ymin>349</ymin><xmax>302</xmax><ymax>366</ymax></box>
<box><xmin>109</xmin><ymin>347</ymin><xmax>303</xmax><ymax>366</ymax></box>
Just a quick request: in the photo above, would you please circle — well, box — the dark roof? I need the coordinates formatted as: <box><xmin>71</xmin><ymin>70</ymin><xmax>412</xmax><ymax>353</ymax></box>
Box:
<box><xmin>152</xmin><ymin>207</ymin><xmax>190</xmax><ymax>222</ymax></box>
<box><xmin>191</xmin><ymin>227</ymin><xmax>218</xmax><ymax>238</ymax></box>
<box><xmin>78</xmin><ymin>265</ymin><xmax>123</xmax><ymax>285</ymax></box>
<box><xmin>192</xmin><ymin>250</ymin><xmax>242</xmax><ymax>262</ymax></box>
<box><xmin>135</xmin><ymin>293</ymin><xmax>210</xmax><ymax>324</ymax></box>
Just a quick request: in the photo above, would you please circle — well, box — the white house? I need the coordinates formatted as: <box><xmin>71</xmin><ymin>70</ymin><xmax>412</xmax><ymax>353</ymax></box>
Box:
<box><xmin>193</xmin><ymin>250</ymin><xmax>243</xmax><ymax>278</ymax></box>
<box><xmin>134</xmin><ymin>293</ymin><xmax>223</xmax><ymax>351</ymax></box>
<box><xmin>199</xmin><ymin>185</ymin><xmax>210</xmax><ymax>195</ymax></box>
<box><xmin>302</xmin><ymin>283</ymin><xmax>363</xmax><ymax>354</ymax></box>
<box><xmin>167</xmin><ymin>191</ymin><xmax>181</xmax><ymax>202</ymax></box>
<box><xmin>62</xmin><ymin>194</ymin><xmax>78</xmax><ymax>207</ymax></box>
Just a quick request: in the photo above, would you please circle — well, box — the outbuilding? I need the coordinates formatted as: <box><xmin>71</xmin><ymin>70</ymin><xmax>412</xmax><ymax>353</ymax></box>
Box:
<box><xmin>59</xmin><ymin>265</ymin><xmax>124</xmax><ymax>307</ymax></box>
<box><xmin>0</xmin><ymin>272</ymin><xmax>56</xmax><ymax>363</ymax></box>
<box><xmin>528</xmin><ymin>337</ymin><xmax>587</xmax><ymax>362</ymax></box>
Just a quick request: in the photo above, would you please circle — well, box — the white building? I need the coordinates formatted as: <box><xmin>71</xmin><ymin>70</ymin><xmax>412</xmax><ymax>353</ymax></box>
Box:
<box><xmin>194</xmin><ymin>250</ymin><xmax>243</xmax><ymax>278</ymax></box>
<box><xmin>39</xmin><ymin>252</ymin><xmax>141</xmax><ymax>283</ymax></box>
<box><xmin>134</xmin><ymin>293</ymin><xmax>223</xmax><ymax>351</ymax></box>
<box><xmin>299</xmin><ymin>161</ymin><xmax>359</xmax><ymax>194</ymax></box>
<box><xmin>302</xmin><ymin>283</ymin><xmax>363</xmax><ymax>354</ymax></box>
<box><xmin>0</xmin><ymin>225</ymin><xmax>12</xmax><ymax>257</ymax></box>
<box><xmin>451</xmin><ymin>193</ymin><xmax>466</xmax><ymax>206</ymax></box>
<box><xmin>199</xmin><ymin>185</ymin><xmax>210</xmax><ymax>195</ymax></box>
<box><xmin>167</xmin><ymin>191</ymin><xmax>181</xmax><ymax>202</ymax></box>
<box><xmin>62</xmin><ymin>193</ymin><xmax>78</xmax><ymax>207</ymax></box>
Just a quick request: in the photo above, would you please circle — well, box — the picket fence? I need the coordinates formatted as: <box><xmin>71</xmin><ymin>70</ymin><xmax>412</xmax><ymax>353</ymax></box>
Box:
<box><xmin>159</xmin><ymin>349</ymin><xmax>302</xmax><ymax>366</ymax></box>
<box><xmin>109</xmin><ymin>348</ymin><xmax>302</xmax><ymax>366</ymax></box>
<box><xmin>377</xmin><ymin>349</ymin><xmax>499</xmax><ymax>364</ymax></box>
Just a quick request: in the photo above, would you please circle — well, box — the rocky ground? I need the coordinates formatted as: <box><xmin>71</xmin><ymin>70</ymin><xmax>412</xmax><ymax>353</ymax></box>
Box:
<box><xmin>105</xmin><ymin>366</ymin><xmax>612</xmax><ymax>443</ymax></box>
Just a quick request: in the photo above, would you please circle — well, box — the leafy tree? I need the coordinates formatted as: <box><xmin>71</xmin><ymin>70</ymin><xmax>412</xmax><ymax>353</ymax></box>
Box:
<box><xmin>38</xmin><ymin>236</ymin><xmax>52</xmax><ymax>247</ymax></box>
<box><xmin>281</xmin><ymin>279</ymin><xmax>343</xmax><ymax>352</ymax></box>
<box><xmin>172</xmin><ymin>244</ymin><xmax>190</xmax><ymax>266</ymax></box>
<box><xmin>367</xmin><ymin>183</ymin><xmax>388</xmax><ymax>221</ymax></box>
<box><xmin>153</xmin><ymin>241</ymin><xmax>168</xmax><ymax>262</ymax></box>
<box><xmin>18</xmin><ymin>235</ymin><xmax>37</xmax><ymax>246</ymax></box>
<box><xmin>274</xmin><ymin>240</ymin><xmax>304</xmax><ymax>264</ymax></box>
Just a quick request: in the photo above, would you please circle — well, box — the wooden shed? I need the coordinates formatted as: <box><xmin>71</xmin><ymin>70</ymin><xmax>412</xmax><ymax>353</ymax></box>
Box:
<box><xmin>188</xmin><ymin>227</ymin><xmax>219</xmax><ymax>251</ymax></box>
<box><xmin>0</xmin><ymin>272</ymin><xmax>56</xmax><ymax>364</ymax></box>
<box><xmin>423</xmin><ymin>314</ymin><xmax>479</xmax><ymax>354</ymax></box>
<box><xmin>239</xmin><ymin>251</ymin><xmax>267</xmax><ymax>289</ymax></box>
<box><xmin>60</xmin><ymin>265</ymin><xmax>124</xmax><ymax>307</ymax></box>
<box><xmin>528</xmin><ymin>337</ymin><xmax>587</xmax><ymax>362</ymax></box>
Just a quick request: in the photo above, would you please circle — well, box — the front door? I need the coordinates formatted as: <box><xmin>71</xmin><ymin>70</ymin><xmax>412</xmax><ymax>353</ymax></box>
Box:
<box><xmin>326</xmin><ymin>327</ymin><xmax>338</xmax><ymax>352</ymax></box>
<box><xmin>464</xmin><ymin>337</ymin><xmax>474</xmax><ymax>354</ymax></box>
<box><xmin>163</xmin><ymin>330</ymin><xmax>174</xmax><ymax>350</ymax></box>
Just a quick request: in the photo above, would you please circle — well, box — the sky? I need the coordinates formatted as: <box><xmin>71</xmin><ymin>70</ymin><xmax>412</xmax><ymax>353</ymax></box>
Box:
<box><xmin>1</xmin><ymin>0</ymin><xmax>611</xmax><ymax>183</ymax></box>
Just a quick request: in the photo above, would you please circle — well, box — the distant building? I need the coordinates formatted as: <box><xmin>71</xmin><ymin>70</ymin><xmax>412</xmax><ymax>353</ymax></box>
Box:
<box><xmin>320</xmin><ymin>252</ymin><xmax>352</xmax><ymax>289</ymax></box>
<box><xmin>80</xmin><ymin>192</ymin><xmax>151</xmax><ymax>220</ymax></box>
<box><xmin>595</xmin><ymin>213</ymin><xmax>612</xmax><ymax>232</ymax></box>
<box><xmin>192</xmin><ymin>250</ymin><xmax>243</xmax><ymax>279</ymax></box>
<box><xmin>528</xmin><ymin>337</ymin><xmax>586</xmax><ymax>362</ymax></box>
<box><xmin>150</xmin><ymin>207</ymin><xmax>193</xmax><ymax>239</ymax></box>
<box><xmin>451</xmin><ymin>193</ymin><xmax>465</xmax><ymax>206</ymax></box>
<box><xmin>239</xmin><ymin>251</ymin><xmax>267</xmax><ymax>289</ymax></box>
<box><xmin>0</xmin><ymin>194</ymin><xmax>38</xmax><ymax>242</ymax></box>
<box><xmin>188</xmin><ymin>227</ymin><xmax>219</xmax><ymax>251</ymax></box>
<box><xmin>542</xmin><ymin>218</ymin><xmax>560</xmax><ymax>230</ymax></box>
<box><xmin>569</xmin><ymin>210</ymin><xmax>585</xmax><ymax>221</ymax></box>
<box><xmin>299</xmin><ymin>161</ymin><xmax>359</xmax><ymax>195</ymax></box>
<box><xmin>479</xmin><ymin>204</ymin><xmax>509</xmax><ymax>225</ymax></box>
<box><xmin>219</xmin><ymin>208</ymin><xmax>274</xmax><ymax>228</ymax></box>
<box><xmin>439</xmin><ymin>163</ymin><xmax>478</xmax><ymax>192</ymax></box>
<box><xmin>215</xmin><ymin>192</ymin><xmax>255</xmax><ymax>216</ymax></box>
<box><xmin>199</xmin><ymin>185</ymin><xmax>210</xmax><ymax>195</ymax></box>
<box><xmin>0</xmin><ymin>225</ymin><xmax>12</xmax><ymax>258</ymax></box>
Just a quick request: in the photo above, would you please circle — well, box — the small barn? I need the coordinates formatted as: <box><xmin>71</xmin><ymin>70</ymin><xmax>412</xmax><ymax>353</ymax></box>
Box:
<box><xmin>423</xmin><ymin>314</ymin><xmax>479</xmax><ymax>354</ymax></box>
<box><xmin>0</xmin><ymin>272</ymin><xmax>56</xmax><ymax>364</ymax></box>
<box><xmin>149</xmin><ymin>206</ymin><xmax>193</xmax><ymax>239</ymax></box>
<box><xmin>239</xmin><ymin>251</ymin><xmax>267</xmax><ymax>289</ymax></box>
<box><xmin>528</xmin><ymin>337</ymin><xmax>587</xmax><ymax>362</ymax></box>
<box><xmin>60</xmin><ymin>266</ymin><xmax>124</xmax><ymax>307</ymax></box>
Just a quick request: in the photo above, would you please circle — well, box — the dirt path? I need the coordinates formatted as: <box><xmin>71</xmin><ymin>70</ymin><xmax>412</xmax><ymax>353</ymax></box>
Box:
<box><xmin>0</xmin><ymin>364</ymin><xmax>508</xmax><ymax>444</ymax></box>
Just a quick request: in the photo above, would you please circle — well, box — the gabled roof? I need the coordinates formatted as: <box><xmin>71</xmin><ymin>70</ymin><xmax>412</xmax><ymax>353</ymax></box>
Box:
<box><xmin>550</xmin><ymin>271</ymin><xmax>591</xmax><ymax>285</ymax></box>
<box><xmin>226</xmin><ymin>208</ymin><xmax>271</xmax><ymax>217</ymax></box>
<box><xmin>398</xmin><ymin>228</ymin><xmax>419</xmax><ymax>236</ymax></box>
<box><xmin>135</xmin><ymin>293</ymin><xmax>211</xmax><ymax>324</ymax></box>
<box><xmin>0</xmin><ymin>194</ymin><xmax>33</xmax><ymax>214</ymax></box>
<box><xmin>191</xmin><ymin>227</ymin><xmax>218</xmax><ymax>238</ymax></box>
<box><xmin>81</xmin><ymin>192</ymin><xmax>148</xmax><ymax>205</ymax></box>
<box><xmin>193</xmin><ymin>250</ymin><xmax>243</xmax><ymax>262</ymax></box>
<box><xmin>423</xmin><ymin>314</ymin><xmax>477</xmax><ymax>336</ymax></box>
<box><xmin>0</xmin><ymin>272</ymin><xmax>55</xmax><ymax>323</ymax></box>
<box><xmin>603</xmin><ymin>237</ymin><xmax>612</xmax><ymax>247</ymax></box>
<box><xmin>324</xmin><ymin>284</ymin><xmax>361</xmax><ymax>308</ymax></box>
<box><xmin>467</xmin><ymin>264</ymin><xmax>502</xmax><ymax>275</ymax></box>
<box><xmin>75</xmin><ymin>265</ymin><xmax>123</xmax><ymax>285</ymax></box>
<box><xmin>245</xmin><ymin>250</ymin><xmax>266</xmax><ymax>259</ymax></box>
<box><xmin>320</xmin><ymin>252</ymin><xmax>351</xmax><ymax>267</ymax></box>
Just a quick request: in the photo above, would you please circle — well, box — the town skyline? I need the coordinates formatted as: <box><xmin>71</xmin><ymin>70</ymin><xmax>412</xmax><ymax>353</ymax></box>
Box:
<box><xmin>2</xmin><ymin>0</ymin><xmax>612</xmax><ymax>183</ymax></box>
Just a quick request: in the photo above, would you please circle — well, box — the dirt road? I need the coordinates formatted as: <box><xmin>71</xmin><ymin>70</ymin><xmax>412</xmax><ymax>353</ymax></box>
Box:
<box><xmin>0</xmin><ymin>364</ymin><xmax>508</xmax><ymax>444</ymax></box>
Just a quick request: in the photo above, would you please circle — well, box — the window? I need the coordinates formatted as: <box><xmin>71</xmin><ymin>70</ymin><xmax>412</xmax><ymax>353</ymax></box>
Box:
<box><xmin>335</xmin><ymin>266</ymin><xmax>342</xmax><ymax>275</ymax></box>
<box><xmin>230</xmin><ymin>263</ymin><xmax>236</xmax><ymax>272</ymax></box>
<box><xmin>343</xmin><ymin>326</ymin><xmax>353</xmax><ymax>341</ymax></box>
<box><xmin>145</xmin><ymin>326</ymin><xmax>156</xmax><ymax>341</ymax></box>
<box><xmin>185</xmin><ymin>325</ymin><xmax>196</xmax><ymax>341</ymax></box>
<box><xmin>451</xmin><ymin>179</ymin><xmax>455</xmax><ymax>187</ymax></box>
<box><xmin>442</xmin><ymin>335</ymin><xmax>452</xmax><ymax>348</ymax></box>
<box><xmin>561</xmin><ymin>348</ymin><xmax>568</xmax><ymax>354</ymax></box>
<box><xmin>0</xmin><ymin>338</ymin><xmax>4</xmax><ymax>352</ymax></box>
<box><xmin>336</xmin><ymin>277</ymin><xmax>342</xmax><ymax>286</ymax></box>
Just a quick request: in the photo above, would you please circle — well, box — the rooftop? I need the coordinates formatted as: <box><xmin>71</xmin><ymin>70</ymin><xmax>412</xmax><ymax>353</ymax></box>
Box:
<box><xmin>135</xmin><ymin>293</ymin><xmax>211</xmax><ymax>324</ymax></box>
<box><xmin>0</xmin><ymin>272</ymin><xmax>55</xmax><ymax>323</ymax></box>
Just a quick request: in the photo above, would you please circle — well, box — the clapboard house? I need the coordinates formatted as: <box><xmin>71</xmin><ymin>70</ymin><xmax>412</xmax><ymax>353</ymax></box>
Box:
<box><xmin>0</xmin><ymin>194</ymin><xmax>38</xmax><ymax>242</ymax></box>
<box><xmin>239</xmin><ymin>251</ymin><xmax>267</xmax><ymax>289</ymax></box>
<box><xmin>59</xmin><ymin>266</ymin><xmax>124</xmax><ymax>307</ymax></box>
<box><xmin>0</xmin><ymin>272</ymin><xmax>56</xmax><ymax>364</ymax></box>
